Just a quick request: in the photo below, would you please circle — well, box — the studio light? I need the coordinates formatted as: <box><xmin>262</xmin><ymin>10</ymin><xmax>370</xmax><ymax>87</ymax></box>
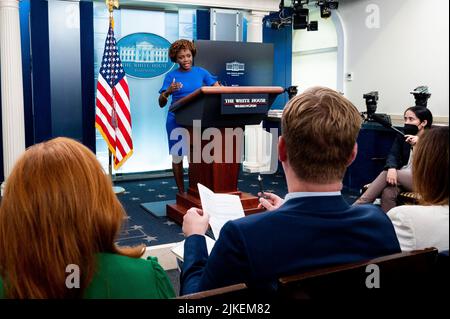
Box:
<box><xmin>316</xmin><ymin>0</ymin><xmax>339</xmax><ymax>18</ymax></box>
<box><xmin>307</xmin><ymin>20</ymin><xmax>318</xmax><ymax>31</ymax></box>
<box><xmin>317</xmin><ymin>0</ymin><xmax>339</xmax><ymax>10</ymax></box>
<box><xmin>320</xmin><ymin>6</ymin><xmax>331</xmax><ymax>18</ymax></box>
<box><xmin>293</xmin><ymin>8</ymin><xmax>309</xmax><ymax>30</ymax></box>
<box><xmin>266</xmin><ymin>0</ymin><xmax>324</xmax><ymax>31</ymax></box>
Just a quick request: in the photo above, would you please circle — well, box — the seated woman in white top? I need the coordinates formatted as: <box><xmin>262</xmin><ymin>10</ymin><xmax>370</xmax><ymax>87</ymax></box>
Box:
<box><xmin>388</xmin><ymin>126</ymin><xmax>449</xmax><ymax>252</ymax></box>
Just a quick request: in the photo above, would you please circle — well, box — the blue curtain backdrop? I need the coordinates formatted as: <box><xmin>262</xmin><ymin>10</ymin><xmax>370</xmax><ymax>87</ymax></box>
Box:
<box><xmin>263</xmin><ymin>16</ymin><xmax>292</xmax><ymax>110</ymax></box>
<box><xmin>21</xmin><ymin>0</ymin><xmax>95</xmax><ymax>150</ymax></box>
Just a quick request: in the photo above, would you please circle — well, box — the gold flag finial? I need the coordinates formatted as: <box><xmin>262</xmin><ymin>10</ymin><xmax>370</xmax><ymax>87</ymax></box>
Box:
<box><xmin>106</xmin><ymin>0</ymin><xmax>119</xmax><ymax>28</ymax></box>
<box><xmin>106</xmin><ymin>0</ymin><xmax>119</xmax><ymax>13</ymax></box>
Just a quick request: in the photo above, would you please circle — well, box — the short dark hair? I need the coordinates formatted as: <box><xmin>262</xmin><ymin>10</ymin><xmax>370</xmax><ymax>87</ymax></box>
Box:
<box><xmin>168</xmin><ymin>39</ymin><xmax>196</xmax><ymax>62</ymax></box>
<box><xmin>405</xmin><ymin>106</ymin><xmax>433</xmax><ymax>128</ymax></box>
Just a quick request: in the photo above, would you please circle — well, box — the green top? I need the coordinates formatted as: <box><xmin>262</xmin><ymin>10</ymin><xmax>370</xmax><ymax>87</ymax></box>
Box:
<box><xmin>0</xmin><ymin>253</ymin><xmax>175</xmax><ymax>299</ymax></box>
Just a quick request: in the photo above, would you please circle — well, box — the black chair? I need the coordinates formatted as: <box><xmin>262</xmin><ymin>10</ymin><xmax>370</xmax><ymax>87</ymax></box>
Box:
<box><xmin>278</xmin><ymin>248</ymin><xmax>439</xmax><ymax>300</ymax></box>
<box><xmin>434</xmin><ymin>250</ymin><xmax>449</xmax><ymax>290</ymax></box>
<box><xmin>396</xmin><ymin>190</ymin><xmax>420</xmax><ymax>205</ymax></box>
<box><xmin>175</xmin><ymin>248</ymin><xmax>446</xmax><ymax>301</ymax></box>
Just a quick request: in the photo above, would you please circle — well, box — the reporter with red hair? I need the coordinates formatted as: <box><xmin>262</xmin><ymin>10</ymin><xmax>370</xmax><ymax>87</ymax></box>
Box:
<box><xmin>0</xmin><ymin>137</ymin><xmax>175</xmax><ymax>299</ymax></box>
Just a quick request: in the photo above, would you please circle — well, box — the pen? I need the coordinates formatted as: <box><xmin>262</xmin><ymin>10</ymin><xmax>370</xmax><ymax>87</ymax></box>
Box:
<box><xmin>257</xmin><ymin>175</ymin><xmax>268</xmax><ymax>199</ymax></box>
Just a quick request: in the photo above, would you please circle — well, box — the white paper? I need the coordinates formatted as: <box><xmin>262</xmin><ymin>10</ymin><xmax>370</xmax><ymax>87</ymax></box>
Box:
<box><xmin>197</xmin><ymin>183</ymin><xmax>245</xmax><ymax>240</ymax></box>
<box><xmin>171</xmin><ymin>235</ymin><xmax>216</xmax><ymax>261</ymax></box>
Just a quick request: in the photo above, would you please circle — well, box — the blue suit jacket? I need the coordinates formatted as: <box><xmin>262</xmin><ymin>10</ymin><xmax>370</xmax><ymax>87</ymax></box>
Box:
<box><xmin>180</xmin><ymin>195</ymin><xmax>401</xmax><ymax>295</ymax></box>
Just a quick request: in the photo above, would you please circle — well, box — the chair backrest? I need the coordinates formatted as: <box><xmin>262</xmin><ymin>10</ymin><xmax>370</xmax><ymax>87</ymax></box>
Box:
<box><xmin>435</xmin><ymin>250</ymin><xmax>449</xmax><ymax>288</ymax></box>
<box><xmin>176</xmin><ymin>283</ymin><xmax>248</xmax><ymax>300</ymax></box>
<box><xmin>278</xmin><ymin>248</ymin><xmax>439</xmax><ymax>300</ymax></box>
<box><xmin>397</xmin><ymin>191</ymin><xmax>420</xmax><ymax>205</ymax></box>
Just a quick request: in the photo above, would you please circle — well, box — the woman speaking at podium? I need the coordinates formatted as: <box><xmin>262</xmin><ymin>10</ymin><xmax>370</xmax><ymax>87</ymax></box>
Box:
<box><xmin>158</xmin><ymin>39</ymin><xmax>219</xmax><ymax>194</ymax></box>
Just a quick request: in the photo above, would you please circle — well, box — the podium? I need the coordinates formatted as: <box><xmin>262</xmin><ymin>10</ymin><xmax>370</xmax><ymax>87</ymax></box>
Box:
<box><xmin>166</xmin><ymin>86</ymin><xmax>284</xmax><ymax>224</ymax></box>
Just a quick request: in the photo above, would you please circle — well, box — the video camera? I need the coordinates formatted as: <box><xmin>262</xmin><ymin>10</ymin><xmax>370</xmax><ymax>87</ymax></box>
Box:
<box><xmin>410</xmin><ymin>86</ymin><xmax>431</xmax><ymax>107</ymax></box>
<box><xmin>363</xmin><ymin>91</ymin><xmax>379</xmax><ymax>118</ymax></box>
<box><xmin>361</xmin><ymin>91</ymin><xmax>392</xmax><ymax>127</ymax></box>
<box><xmin>285</xmin><ymin>86</ymin><xmax>298</xmax><ymax>100</ymax></box>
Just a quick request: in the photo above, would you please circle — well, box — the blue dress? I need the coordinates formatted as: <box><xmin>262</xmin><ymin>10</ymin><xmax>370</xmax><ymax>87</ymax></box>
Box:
<box><xmin>159</xmin><ymin>66</ymin><xmax>217</xmax><ymax>156</ymax></box>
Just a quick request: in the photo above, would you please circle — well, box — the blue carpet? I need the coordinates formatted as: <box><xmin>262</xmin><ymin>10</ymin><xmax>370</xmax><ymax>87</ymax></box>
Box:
<box><xmin>115</xmin><ymin>168</ymin><xmax>359</xmax><ymax>248</ymax></box>
<box><xmin>140</xmin><ymin>200</ymin><xmax>176</xmax><ymax>218</ymax></box>
<box><xmin>115</xmin><ymin>177</ymin><xmax>184</xmax><ymax>247</ymax></box>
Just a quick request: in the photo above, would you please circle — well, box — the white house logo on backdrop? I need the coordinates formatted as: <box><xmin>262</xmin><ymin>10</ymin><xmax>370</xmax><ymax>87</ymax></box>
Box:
<box><xmin>226</xmin><ymin>61</ymin><xmax>245</xmax><ymax>72</ymax></box>
<box><xmin>120</xmin><ymin>41</ymin><xmax>169</xmax><ymax>63</ymax></box>
<box><xmin>225</xmin><ymin>61</ymin><xmax>245</xmax><ymax>78</ymax></box>
<box><xmin>117</xmin><ymin>33</ymin><xmax>174</xmax><ymax>79</ymax></box>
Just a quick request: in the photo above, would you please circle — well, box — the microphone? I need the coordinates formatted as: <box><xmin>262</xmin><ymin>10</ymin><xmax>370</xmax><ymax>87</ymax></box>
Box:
<box><xmin>371</xmin><ymin>113</ymin><xmax>405</xmax><ymax>137</ymax></box>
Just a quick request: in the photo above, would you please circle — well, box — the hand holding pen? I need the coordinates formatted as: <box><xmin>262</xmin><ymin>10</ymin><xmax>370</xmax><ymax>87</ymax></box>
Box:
<box><xmin>257</xmin><ymin>174</ymin><xmax>285</xmax><ymax>211</ymax></box>
<box><xmin>257</xmin><ymin>191</ymin><xmax>284</xmax><ymax>211</ymax></box>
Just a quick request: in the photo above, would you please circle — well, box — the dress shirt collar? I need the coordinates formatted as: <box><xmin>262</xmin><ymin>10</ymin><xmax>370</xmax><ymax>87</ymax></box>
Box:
<box><xmin>284</xmin><ymin>191</ymin><xmax>341</xmax><ymax>202</ymax></box>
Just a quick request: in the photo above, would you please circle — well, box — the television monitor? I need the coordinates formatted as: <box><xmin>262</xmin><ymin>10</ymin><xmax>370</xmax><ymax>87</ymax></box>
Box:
<box><xmin>194</xmin><ymin>40</ymin><xmax>274</xmax><ymax>87</ymax></box>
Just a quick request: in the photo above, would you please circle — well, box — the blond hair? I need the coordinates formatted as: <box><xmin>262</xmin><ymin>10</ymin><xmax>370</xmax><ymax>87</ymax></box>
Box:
<box><xmin>0</xmin><ymin>137</ymin><xmax>144</xmax><ymax>298</ymax></box>
<box><xmin>413</xmin><ymin>126</ymin><xmax>449</xmax><ymax>205</ymax></box>
<box><xmin>281</xmin><ymin>87</ymin><xmax>362</xmax><ymax>183</ymax></box>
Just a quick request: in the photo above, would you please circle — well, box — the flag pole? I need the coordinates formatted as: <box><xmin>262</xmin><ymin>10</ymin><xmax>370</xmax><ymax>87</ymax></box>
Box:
<box><xmin>107</xmin><ymin>0</ymin><xmax>125</xmax><ymax>195</ymax></box>
<box><xmin>109</xmin><ymin>150</ymin><xmax>125</xmax><ymax>194</ymax></box>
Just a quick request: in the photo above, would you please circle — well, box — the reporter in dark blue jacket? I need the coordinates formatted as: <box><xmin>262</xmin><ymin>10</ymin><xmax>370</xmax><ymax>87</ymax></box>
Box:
<box><xmin>179</xmin><ymin>87</ymin><xmax>401</xmax><ymax>295</ymax></box>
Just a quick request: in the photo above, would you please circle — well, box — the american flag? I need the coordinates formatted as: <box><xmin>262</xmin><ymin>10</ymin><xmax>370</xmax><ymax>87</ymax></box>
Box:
<box><xmin>95</xmin><ymin>24</ymin><xmax>133</xmax><ymax>170</ymax></box>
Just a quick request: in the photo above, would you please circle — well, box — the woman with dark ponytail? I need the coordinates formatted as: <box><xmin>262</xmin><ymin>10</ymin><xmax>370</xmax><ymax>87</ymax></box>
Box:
<box><xmin>354</xmin><ymin>106</ymin><xmax>433</xmax><ymax>212</ymax></box>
